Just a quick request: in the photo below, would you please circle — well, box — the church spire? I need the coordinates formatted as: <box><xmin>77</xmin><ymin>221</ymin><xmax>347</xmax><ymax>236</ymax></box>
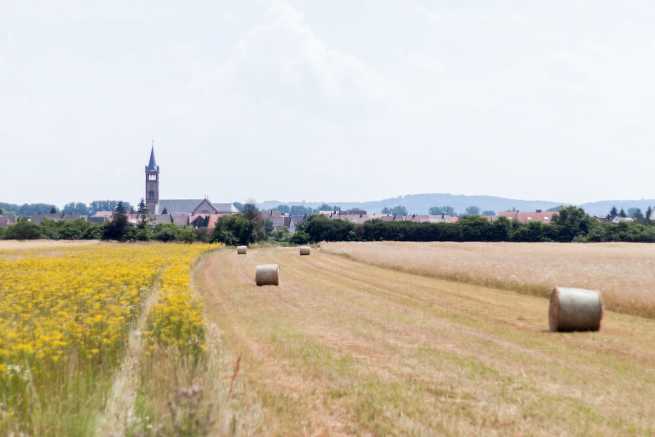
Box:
<box><xmin>146</xmin><ymin>144</ymin><xmax>157</xmax><ymax>171</ymax></box>
<box><xmin>145</xmin><ymin>142</ymin><xmax>160</xmax><ymax>215</ymax></box>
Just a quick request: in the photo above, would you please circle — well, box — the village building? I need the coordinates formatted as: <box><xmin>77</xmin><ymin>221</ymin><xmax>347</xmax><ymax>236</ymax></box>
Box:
<box><xmin>88</xmin><ymin>211</ymin><xmax>113</xmax><ymax>224</ymax></box>
<box><xmin>0</xmin><ymin>214</ymin><xmax>17</xmax><ymax>228</ymax></box>
<box><xmin>326</xmin><ymin>210</ymin><xmax>459</xmax><ymax>225</ymax></box>
<box><xmin>264</xmin><ymin>210</ymin><xmax>291</xmax><ymax>230</ymax></box>
<box><xmin>496</xmin><ymin>210</ymin><xmax>556</xmax><ymax>224</ymax></box>
<box><xmin>144</xmin><ymin>147</ymin><xmax>237</xmax><ymax>229</ymax></box>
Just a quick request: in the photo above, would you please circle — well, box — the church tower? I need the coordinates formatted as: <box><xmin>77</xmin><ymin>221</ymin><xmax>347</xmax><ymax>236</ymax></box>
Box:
<box><xmin>145</xmin><ymin>146</ymin><xmax>159</xmax><ymax>214</ymax></box>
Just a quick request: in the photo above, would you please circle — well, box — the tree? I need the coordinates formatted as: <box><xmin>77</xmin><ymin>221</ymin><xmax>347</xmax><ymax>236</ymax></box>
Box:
<box><xmin>302</xmin><ymin>215</ymin><xmax>356</xmax><ymax>242</ymax></box>
<box><xmin>646</xmin><ymin>206</ymin><xmax>653</xmax><ymax>223</ymax></box>
<box><xmin>211</xmin><ymin>215</ymin><xmax>255</xmax><ymax>245</ymax></box>
<box><xmin>137</xmin><ymin>199</ymin><xmax>148</xmax><ymax>227</ymax></box>
<box><xmin>102</xmin><ymin>201</ymin><xmax>131</xmax><ymax>241</ymax></box>
<box><xmin>89</xmin><ymin>200</ymin><xmax>133</xmax><ymax>214</ymax></box>
<box><xmin>383</xmin><ymin>206</ymin><xmax>407</xmax><ymax>216</ymax></box>
<box><xmin>551</xmin><ymin>206</ymin><xmax>592</xmax><ymax>241</ymax></box>
<box><xmin>619</xmin><ymin>208</ymin><xmax>627</xmax><ymax>218</ymax></box>
<box><xmin>628</xmin><ymin>208</ymin><xmax>644</xmax><ymax>222</ymax></box>
<box><xmin>264</xmin><ymin>219</ymin><xmax>274</xmax><ymax>236</ymax></box>
<box><xmin>464</xmin><ymin>206</ymin><xmax>480</xmax><ymax>216</ymax></box>
<box><xmin>62</xmin><ymin>202</ymin><xmax>89</xmax><ymax>215</ymax></box>
<box><xmin>429</xmin><ymin>206</ymin><xmax>455</xmax><ymax>216</ymax></box>
<box><xmin>289</xmin><ymin>231</ymin><xmax>310</xmax><ymax>245</ymax></box>
<box><xmin>512</xmin><ymin>221</ymin><xmax>546</xmax><ymax>242</ymax></box>
<box><xmin>4</xmin><ymin>219</ymin><xmax>41</xmax><ymax>240</ymax></box>
<box><xmin>177</xmin><ymin>227</ymin><xmax>195</xmax><ymax>244</ymax></box>
<box><xmin>318</xmin><ymin>203</ymin><xmax>339</xmax><ymax>212</ymax></box>
<box><xmin>270</xmin><ymin>227</ymin><xmax>291</xmax><ymax>242</ymax></box>
<box><xmin>153</xmin><ymin>224</ymin><xmax>178</xmax><ymax>242</ymax></box>
<box><xmin>608</xmin><ymin>206</ymin><xmax>618</xmax><ymax>220</ymax></box>
<box><xmin>15</xmin><ymin>203</ymin><xmax>57</xmax><ymax>216</ymax></box>
<box><xmin>161</xmin><ymin>207</ymin><xmax>168</xmax><ymax>215</ymax></box>
<box><xmin>290</xmin><ymin>205</ymin><xmax>313</xmax><ymax>216</ymax></box>
<box><xmin>392</xmin><ymin>206</ymin><xmax>408</xmax><ymax>217</ymax></box>
<box><xmin>49</xmin><ymin>206</ymin><xmax>58</xmax><ymax>214</ymax></box>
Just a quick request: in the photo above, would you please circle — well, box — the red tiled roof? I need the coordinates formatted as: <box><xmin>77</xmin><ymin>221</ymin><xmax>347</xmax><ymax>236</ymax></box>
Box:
<box><xmin>497</xmin><ymin>211</ymin><xmax>556</xmax><ymax>224</ymax></box>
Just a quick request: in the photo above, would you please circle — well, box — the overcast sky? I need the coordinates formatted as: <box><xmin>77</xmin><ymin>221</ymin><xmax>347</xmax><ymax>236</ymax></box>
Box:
<box><xmin>2</xmin><ymin>1</ymin><xmax>655</xmax><ymax>206</ymax></box>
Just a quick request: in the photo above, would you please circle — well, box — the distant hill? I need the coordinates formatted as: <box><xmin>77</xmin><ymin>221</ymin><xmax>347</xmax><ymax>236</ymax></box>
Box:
<box><xmin>258</xmin><ymin>193</ymin><xmax>561</xmax><ymax>215</ymax></box>
<box><xmin>579</xmin><ymin>200</ymin><xmax>655</xmax><ymax>217</ymax></box>
<box><xmin>259</xmin><ymin>193</ymin><xmax>655</xmax><ymax>217</ymax></box>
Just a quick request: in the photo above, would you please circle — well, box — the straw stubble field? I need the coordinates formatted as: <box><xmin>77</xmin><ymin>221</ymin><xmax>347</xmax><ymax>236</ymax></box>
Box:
<box><xmin>322</xmin><ymin>241</ymin><xmax>655</xmax><ymax>318</ymax></box>
<box><xmin>197</xmin><ymin>245</ymin><xmax>655</xmax><ymax>435</ymax></box>
<box><xmin>3</xmin><ymin>240</ymin><xmax>655</xmax><ymax>435</ymax></box>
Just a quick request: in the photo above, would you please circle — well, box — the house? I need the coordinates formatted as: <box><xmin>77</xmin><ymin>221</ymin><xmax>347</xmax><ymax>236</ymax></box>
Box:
<box><xmin>265</xmin><ymin>210</ymin><xmax>291</xmax><ymax>230</ymax></box>
<box><xmin>401</xmin><ymin>214</ymin><xmax>459</xmax><ymax>224</ymax></box>
<box><xmin>0</xmin><ymin>215</ymin><xmax>17</xmax><ymax>228</ymax></box>
<box><xmin>289</xmin><ymin>215</ymin><xmax>306</xmax><ymax>233</ymax></box>
<box><xmin>155</xmin><ymin>198</ymin><xmax>238</xmax><ymax>215</ymax></box>
<box><xmin>329</xmin><ymin>212</ymin><xmax>459</xmax><ymax>225</ymax></box>
<box><xmin>611</xmin><ymin>216</ymin><xmax>635</xmax><ymax>224</ymax></box>
<box><xmin>497</xmin><ymin>210</ymin><xmax>556</xmax><ymax>224</ymax></box>
<box><xmin>89</xmin><ymin>211</ymin><xmax>113</xmax><ymax>224</ymax></box>
<box><xmin>189</xmin><ymin>214</ymin><xmax>226</xmax><ymax>230</ymax></box>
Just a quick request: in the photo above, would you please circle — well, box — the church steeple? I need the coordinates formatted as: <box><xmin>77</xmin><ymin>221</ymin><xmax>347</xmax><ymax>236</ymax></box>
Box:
<box><xmin>145</xmin><ymin>143</ymin><xmax>160</xmax><ymax>214</ymax></box>
<box><xmin>146</xmin><ymin>146</ymin><xmax>158</xmax><ymax>171</ymax></box>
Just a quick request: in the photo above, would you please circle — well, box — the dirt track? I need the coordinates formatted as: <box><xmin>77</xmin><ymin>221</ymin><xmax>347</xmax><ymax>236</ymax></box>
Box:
<box><xmin>196</xmin><ymin>246</ymin><xmax>655</xmax><ymax>436</ymax></box>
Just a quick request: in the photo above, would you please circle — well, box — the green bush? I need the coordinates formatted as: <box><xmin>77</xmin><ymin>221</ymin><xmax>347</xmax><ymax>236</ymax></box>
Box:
<box><xmin>4</xmin><ymin>220</ymin><xmax>42</xmax><ymax>240</ymax></box>
<box><xmin>153</xmin><ymin>224</ymin><xmax>178</xmax><ymax>242</ymax></box>
<box><xmin>289</xmin><ymin>231</ymin><xmax>310</xmax><ymax>245</ymax></box>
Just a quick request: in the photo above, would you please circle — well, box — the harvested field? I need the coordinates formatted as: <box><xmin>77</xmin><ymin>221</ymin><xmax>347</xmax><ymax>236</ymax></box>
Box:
<box><xmin>196</xmin><ymin>246</ymin><xmax>655</xmax><ymax>435</ymax></box>
<box><xmin>322</xmin><ymin>241</ymin><xmax>655</xmax><ymax>318</ymax></box>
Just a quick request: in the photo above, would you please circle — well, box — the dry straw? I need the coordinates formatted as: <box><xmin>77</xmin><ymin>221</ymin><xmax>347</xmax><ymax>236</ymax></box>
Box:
<box><xmin>237</xmin><ymin>246</ymin><xmax>248</xmax><ymax>255</ymax></box>
<box><xmin>299</xmin><ymin>246</ymin><xmax>311</xmax><ymax>256</ymax></box>
<box><xmin>255</xmin><ymin>264</ymin><xmax>279</xmax><ymax>286</ymax></box>
<box><xmin>549</xmin><ymin>287</ymin><xmax>603</xmax><ymax>332</ymax></box>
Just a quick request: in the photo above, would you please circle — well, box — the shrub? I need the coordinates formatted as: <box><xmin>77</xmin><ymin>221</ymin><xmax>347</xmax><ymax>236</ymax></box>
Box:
<box><xmin>4</xmin><ymin>220</ymin><xmax>42</xmax><ymax>240</ymax></box>
<box><xmin>289</xmin><ymin>231</ymin><xmax>310</xmax><ymax>245</ymax></box>
<box><xmin>153</xmin><ymin>224</ymin><xmax>179</xmax><ymax>242</ymax></box>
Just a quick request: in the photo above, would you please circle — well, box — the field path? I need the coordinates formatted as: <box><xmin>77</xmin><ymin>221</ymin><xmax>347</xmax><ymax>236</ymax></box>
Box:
<box><xmin>95</xmin><ymin>282</ymin><xmax>161</xmax><ymax>437</ymax></box>
<box><xmin>197</xmin><ymin>246</ymin><xmax>655</xmax><ymax>435</ymax></box>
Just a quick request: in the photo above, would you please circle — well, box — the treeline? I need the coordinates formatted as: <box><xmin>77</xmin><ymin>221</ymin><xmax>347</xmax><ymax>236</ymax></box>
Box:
<box><xmin>0</xmin><ymin>218</ymin><xmax>207</xmax><ymax>243</ymax></box>
<box><xmin>0</xmin><ymin>203</ymin><xmax>203</xmax><ymax>243</ymax></box>
<box><xmin>7</xmin><ymin>204</ymin><xmax>655</xmax><ymax>244</ymax></box>
<box><xmin>0</xmin><ymin>200</ymin><xmax>134</xmax><ymax>216</ymax></box>
<box><xmin>300</xmin><ymin>206</ymin><xmax>655</xmax><ymax>243</ymax></box>
<box><xmin>0</xmin><ymin>203</ymin><xmax>58</xmax><ymax>216</ymax></box>
<box><xmin>0</xmin><ymin>203</ymin><xmax>311</xmax><ymax>245</ymax></box>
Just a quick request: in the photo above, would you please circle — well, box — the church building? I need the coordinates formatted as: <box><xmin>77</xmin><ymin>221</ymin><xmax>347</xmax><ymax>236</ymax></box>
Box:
<box><xmin>144</xmin><ymin>147</ymin><xmax>237</xmax><ymax>223</ymax></box>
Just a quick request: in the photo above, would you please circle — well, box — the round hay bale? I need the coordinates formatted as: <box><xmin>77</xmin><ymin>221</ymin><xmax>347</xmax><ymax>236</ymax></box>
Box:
<box><xmin>549</xmin><ymin>287</ymin><xmax>603</xmax><ymax>332</ymax></box>
<box><xmin>236</xmin><ymin>245</ymin><xmax>248</xmax><ymax>255</ymax></box>
<box><xmin>299</xmin><ymin>246</ymin><xmax>311</xmax><ymax>256</ymax></box>
<box><xmin>255</xmin><ymin>264</ymin><xmax>279</xmax><ymax>286</ymax></box>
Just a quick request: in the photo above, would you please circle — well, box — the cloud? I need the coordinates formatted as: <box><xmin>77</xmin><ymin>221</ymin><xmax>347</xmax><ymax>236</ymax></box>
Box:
<box><xmin>217</xmin><ymin>0</ymin><xmax>390</xmax><ymax>108</ymax></box>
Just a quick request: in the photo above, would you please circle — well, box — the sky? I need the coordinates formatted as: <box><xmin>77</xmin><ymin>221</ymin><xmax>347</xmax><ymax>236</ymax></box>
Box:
<box><xmin>2</xmin><ymin>1</ymin><xmax>655</xmax><ymax>206</ymax></box>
